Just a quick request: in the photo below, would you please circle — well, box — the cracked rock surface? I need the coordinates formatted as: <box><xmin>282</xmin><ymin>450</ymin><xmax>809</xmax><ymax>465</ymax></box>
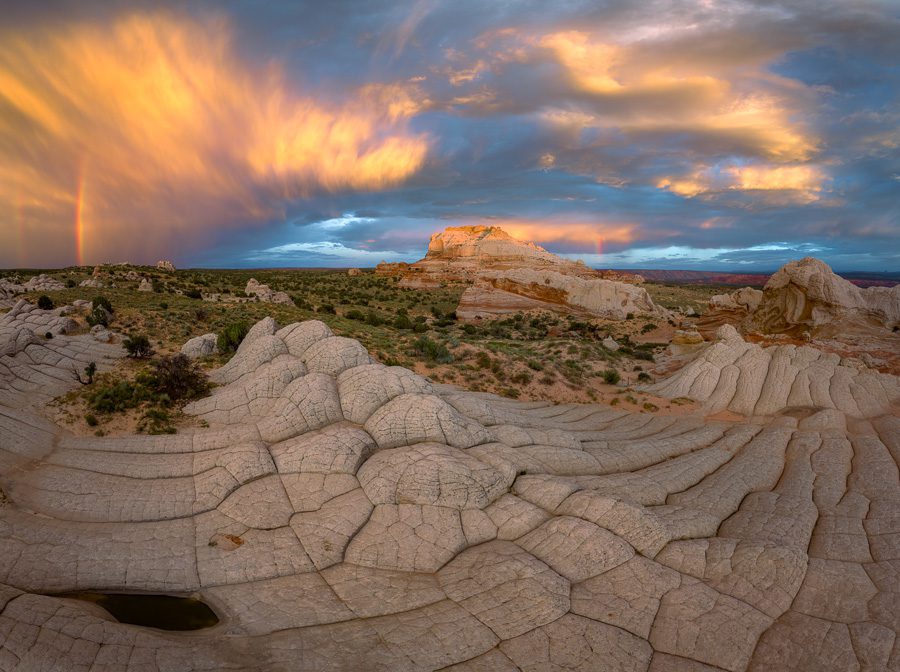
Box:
<box><xmin>0</xmin><ymin>311</ymin><xmax>897</xmax><ymax>671</ymax></box>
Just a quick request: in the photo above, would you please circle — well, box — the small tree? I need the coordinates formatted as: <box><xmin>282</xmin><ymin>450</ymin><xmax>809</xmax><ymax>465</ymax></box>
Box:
<box><xmin>123</xmin><ymin>334</ymin><xmax>154</xmax><ymax>359</ymax></box>
<box><xmin>73</xmin><ymin>362</ymin><xmax>97</xmax><ymax>385</ymax></box>
<box><xmin>151</xmin><ymin>354</ymin><xmax>209</xmax><ymax>401</ymax></box>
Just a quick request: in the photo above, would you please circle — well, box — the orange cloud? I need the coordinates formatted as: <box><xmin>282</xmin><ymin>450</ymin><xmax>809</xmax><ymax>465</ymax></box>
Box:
<box><xmin>0</xmin><ymin>12</ymin><xmax>429</xmax><ymax>266</ymax></box>
<box><xmin>657</xmin><ymin>163</ymin><xmax>826</xmax><ymax>203</ymax></box>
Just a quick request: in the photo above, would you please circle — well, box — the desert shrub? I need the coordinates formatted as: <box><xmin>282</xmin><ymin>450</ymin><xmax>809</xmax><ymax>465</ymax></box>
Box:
<box><xmin>66</xmin><ymin>279</ymin><xmax>76</xmax><ymax>288</ymax></box>
<box><xmin>413</xmin><ymin>335</ymin><xmax>453</xmax><ymax>363</ymax></box>
<box><xmin>86</xmin><ymin>306</ymin><xmax>109</xmax><ymax>327</ymax></box>
<box><xmin>393</xmin><ymin>314</ymin><xmax>413</xmax><ymax>330</ymax></box>
<box><xmin>641</xmin><ymin>322</ymin><xmax>656</xmax><ymax>334</ymax></box>
<box><xmin>185</xmin><ymin>288</ymin><xmax>202</xmax><ymax>300</ymax></box>
<box><xmin>511</xmin><ymin>371</ymin><xmax>532</xmax><ymax>385</ymax></box>
<box><xmin>634</xmin><ymin>350</ymin><xmax>654</xmax><ymax>362</ymax></box>
<box><xmin>85</xmin><ymin>413</ymin><xmax>98</xmax><ymax>427</ymax></box>
<box><xmin>412</xmin><ymin>321</ymin><xmax>428</xmax><ymax>333</ymax></box>
<box><xmin>138</xmin><ymin>408</ymin><xmax>177</xmax><ymax>435</ymax></box>
<box><xmin>637</xmin><ymin>372</ymin><xmax>652</xmax><ymax>383</ymax></box>
<box><xmin>462</xmin><ymin>323</ymin><xmax>477</xmax><ymax>335</ymax></box>
<box><xmin>474</xmin><ymin>351</ymin><xmax>492</xmax><ymax>369</ymax></box>
<box><xmin>601</xmin><ymin>369</ymin><xmax>621</xmax><ymax>385</ymax></box>
<box><xmin>159</xmin><ymin>302</ymin><xmax>169</xmax><ymax>310</ymax></box>
<box><xmin>151</xmin><ymin>354</ymin><xmax>209</xmax><ymax>401</ymax></box>
<box><xmin>317</xmin><ymin>304</ymin><xmax>336</xmax><ymax>314</ymax></box>
<box><xmin>217</xmin><ymin>321</ymin><xmax>249</xmax><ymax>353</ymax></box>
<box><xmin>365</xmin><ymin>310</ymin><xmax>383</xmax><ymax>326</ymax></box>
<box><xmin>87</xmin><ymin>380</ymin><xmax>153</xmax><ymax>413</ymax></box>
<box><xmin>626</xmin><ymin>312</ymin><xmax>635</xmax><ymax>320</ymax></box>
<box><xmin>44</xmin><ymin>331</ymin><xmax>53</xmax><ymax>339</ymax></box>
<box><xmin>123</xmin><ymin>333</ymin><xmax>153</xmax><ymax>359</ymax></box>
<box><xmin>345</xmin><ymin>309</ymin><xmax>365</xmax><ymax>321</ymax></box>
<box><xmin>91</xmin><ymin>296</ymin><xmax>113</xmax><ymax>313</ymax></box>
<box><xmin>526</xmin><ymin>360</ymin><xmax>543</xmax><ymax>371</ymax></box>
<box><xmin>37</xmin><ymin>295</ymin><xmax>54</xmax><ymax>310</ymax></box>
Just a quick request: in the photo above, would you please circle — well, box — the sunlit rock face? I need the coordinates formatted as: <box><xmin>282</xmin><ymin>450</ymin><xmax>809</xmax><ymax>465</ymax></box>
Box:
<box><xmin>0</xmin><ymin>311</ymin><xmax>897</xmax><ymax>671</ymax></box>
<box><xmin>751</xmin><ymin>257</ymin><xmax>900</xmax><ymax>334</ymax></box>
<box><xmin>457</xmin><ymin>268</ymin><xmax>667</xmax><ymax>321</ymax></box>
<box><xmin>391</xmin><ymin>225</ymin><xmax>642</xmax><ymax>290</ymax></box>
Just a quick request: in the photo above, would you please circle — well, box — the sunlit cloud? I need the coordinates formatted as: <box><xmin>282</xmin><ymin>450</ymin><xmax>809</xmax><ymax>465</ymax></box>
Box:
<box><xmin>0</xmin><ymin>11</ymin><xmax>429</xmax><ymax>266</ymax></box>
<box><xmin>657</xmin><ymin>163</ymin><xmax>827</xmax><ymax>203</ymax></box>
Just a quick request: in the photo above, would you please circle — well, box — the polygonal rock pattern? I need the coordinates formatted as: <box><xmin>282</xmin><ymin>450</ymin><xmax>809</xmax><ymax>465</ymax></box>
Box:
<box><xmin>0</xmin><ymin>313</ymin><xmax>897</xmax><ymax>671</ymax></box>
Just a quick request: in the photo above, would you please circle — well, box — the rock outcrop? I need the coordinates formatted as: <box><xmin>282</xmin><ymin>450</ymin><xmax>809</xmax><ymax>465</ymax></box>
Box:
<box><xmin>156</xmin><ymin>260</ymin><xmax>176</xmax><ymax>272</ymax></box>
<box><xmin>709</xmin><ymin>287</ymin><xmax>763</xmax><ymax>313</ymax></box>
<box><xmin>457</xmin><ymin>268</ymin><xmax>667</xmax><ymax>321</ymax></box>
<box><xmin>21</xmin><ymin>274</ymin><xmax>65</xmax><ymax>292</ymax></box>
<box><xmin>347</xmin><ymin>268</ymin><xmax>363</xmax><ymax>277</ymax></box>
<box><xmin>0</xmin><ymin>311</ymin><xmax>897</xmax><ymax>671</ymax></box>
<box><xmin>395</xmin><ymin>226</ymin><xmax>642</xmax><ymax>290</ymax></box>
<box><xmin>181</xmin><ymin>333</ymin><xmax>219</xmax><ymax>359</ymax></box>
<box><xmin>245</xmin><ymin>279</ymin><xmax>295</xmax><ymax>306</ymax></box>
<box><xmin>138</xmin><ymin>278</ymin><xmax>153</xmax><ymax>292</ymax></box>
<box><xmin>751</xmin><ymin>257</ymin><xmax>900</xmax><ymax>334</ymax></box>
<box><xmin>375</xmin><ymin>261</ymin><xmax>410</xmax><ymax>277</ymax></box>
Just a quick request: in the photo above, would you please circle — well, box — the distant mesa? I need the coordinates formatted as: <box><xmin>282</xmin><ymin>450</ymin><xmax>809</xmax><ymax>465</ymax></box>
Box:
<box><xmin>378</xmin><ymin>225</ymin><xmax>654</xmax><ymax>320</ymax></box>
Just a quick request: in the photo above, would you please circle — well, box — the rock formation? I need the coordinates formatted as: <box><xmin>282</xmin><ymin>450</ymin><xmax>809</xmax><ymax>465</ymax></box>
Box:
<box><xmin>709</xmin><ymin>287</ymin><xmax>763</xmax><ymax>313</ymax></box>
<box><xmin>750</xmin><ymin>257</ymin><xmax>900</xmax><ymax>334</ymax></box>
<box><xmin>395</xmin><ymin>226</ymin><xmax>642</xmax><ymax>290</ymax></box>
<box><xmin>156</xmin><ymin>260</ymin><xmax>176</xmax><ymax>272</ymax></box>
<box><xmin>21</xmin><ymin>274</ymin><xmax>65</xmax><ymax>292</ymax></box>
<box><xmin>347</xmin><ymin>268</ymin><xmax>363</xmax><ymax>277</ymax></box>
<box><xmin>375</xmin><ymin>261</ymin><xmax>410</xmax><ymax>277</ymax></box>
<box><xmin>79</xmin><ymin>277</ymin><xmax>105</xmax><ymax>288</ymax></box>
<box><xmin>245</xmin><ymin>279</ymin><xmax>295</xmax><ymax>306</ymax></box>
<box><xmin>138</xmin><ymin>278</ymin><xmax>153</xmax><ymax>292</ymax></box>
<box><xmin>181</xmin><ymin>333</ymin><xmax>218</xmax><ymax>359</ymax></box>
<box><xmin>457</xmin><ymin>268</ymin><xmax>667</xmax><ymax>321</ymax></box>
<box><xmin>0</xmin><ymin>308</ymin><xmax>895</xmax><ymax>670</ymax></box>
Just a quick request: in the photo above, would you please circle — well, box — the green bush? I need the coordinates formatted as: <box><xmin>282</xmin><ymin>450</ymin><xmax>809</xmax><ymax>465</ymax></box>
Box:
<box><xmin>185</xmin><ymin>288</ymin><xmax>202</xmax><ymax>299</ymax></box>
<box><xmin>217</xmin><ymin>321</ymin><xmax>249</xmax><ymax>353</ymax></box>
<box><xmin>413</xmin><ymin>335</ymin><xmax>453</xmax><ymax>363</ymax></box>
<box><xmin>318</xmin><ymin>304</ymin><xmax>336</xmax><ymax>314</ymax></box>
<box><xmin>92</xmin><ymin>296</ymin><xmax>113</xmax><ymax>313</ymax></box>
<box><xmin>601</xmin><ymin>369</ymin><xmax>621</xmax><ymax>385</ymax></box>
<box><xmin>462</xmin><ymin>323</ymin><xmax>477</xmax><ymax>335</ymax></box>
<box><xmin>85</xmin><ymin>413</ymin><xmax>98</xmax><ymax>427</ymax></box>
<box><xmin>345</xmin><ymin>309</ymin><xmax>365</xmax><ymax>321</ymax></box>
<box><xmin>86</xmin><ymin>306</ymin><xmax>109</xmax><ymax>327</ymax></box>
<box><xmin>138</xmin><ymin>408</ymin><xmax>177</xmax><ymax>435</ymax></box>
<box><xmin>66</xmin><ymin>279</ymin><xmax>76</xmax><ymax>288</ymax></box>
<box><xmin>37</xmin><ymin>295</ymin><xmax>54</xmax><ymax>310</ymax></box>
<box><xmin>87</xmin><ymin>380</ymin><xmax>153</xmax><ymax>413</ymax></box>
<box><xmin>637</xmin><ymin>372</ymin><xmax>652</xmax><ymax>383</ymax></box>
<box><xmin>412</xmin><ymin>321</ymin><xmax>428</xmax><ymax>333</ymax></box>
<box><xmin>123</xmin><ymin>334</ymin><xmax>153</xmax><ymax>359</ymax></box>
<box><xmin>393</xmin><ymin>314</ymin><xmax>413</xmax><ymax>330</ymax></box>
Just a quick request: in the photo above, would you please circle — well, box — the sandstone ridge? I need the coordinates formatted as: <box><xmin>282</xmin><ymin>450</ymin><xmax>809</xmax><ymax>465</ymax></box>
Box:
<box><xmin>0</xmin><ymin>307</ymin><xmax>897</xmax><ymax>670</ymax></box>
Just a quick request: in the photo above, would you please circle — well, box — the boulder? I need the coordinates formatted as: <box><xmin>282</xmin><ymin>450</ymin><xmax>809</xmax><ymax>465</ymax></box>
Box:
<box><xmin>347</xmin><ymin>268</ymin><xmax>362</xmax><ymax>277</ymax></box>
<box><xmin>156</xmin><ymin>260</ymin><xmax>176</xmax><ymax>272</ymax></box>
<box><xmin>181</xmin><ymin>333</ymin><xmax>219</xmax><ymax>359</ymax></box>
<box><xmin>245</xmin><ymin>279</ymin><xmax>295</xmax><ymax>306</ymax></box>
<box><xmin>22</xmin><ymin>274</ymin><xmax>65</xmax><ymax>292</ymax></box>
<box><xmin>138</xmin><ymin>278</ymin><xmax>153</xmax><ymax>292</ymax></box>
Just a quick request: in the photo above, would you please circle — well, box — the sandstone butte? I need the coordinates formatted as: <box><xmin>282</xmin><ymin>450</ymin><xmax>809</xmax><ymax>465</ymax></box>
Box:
<box><xmin>377</xmin><ymin>225</ymin><xmax>657</xmax><ymax>320</ymax></box>
<box><xmin>0</xmin><ymin>255</ymin><xmax>898</xmax><ymax>671</ymax></box>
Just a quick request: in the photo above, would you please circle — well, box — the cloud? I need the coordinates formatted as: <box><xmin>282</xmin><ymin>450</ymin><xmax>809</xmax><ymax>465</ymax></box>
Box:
<box><xmin>0</xmin><ymin>10</ymin><xmax>429</xmax><ymax>266</ymax></box>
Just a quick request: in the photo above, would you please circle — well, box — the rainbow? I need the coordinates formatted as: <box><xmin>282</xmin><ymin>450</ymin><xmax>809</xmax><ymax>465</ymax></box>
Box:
<box><xmin>74</xmin><ymin>165</ymin><xmax>86</xmax><ymax>266</ymax></box>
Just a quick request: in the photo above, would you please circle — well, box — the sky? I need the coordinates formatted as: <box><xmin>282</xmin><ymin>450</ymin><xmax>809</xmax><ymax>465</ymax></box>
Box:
<box><xmin>1</xmin><ymin>0</ymin><xmax>898</xmax><ymax>272</ymax></box>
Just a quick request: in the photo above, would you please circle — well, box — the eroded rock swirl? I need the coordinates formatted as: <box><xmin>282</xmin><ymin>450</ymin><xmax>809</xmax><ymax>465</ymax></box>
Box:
<box><xmin>0</xmin><ymin>308</ymin><xmax>897</xmax><ymax>671</ymax></box>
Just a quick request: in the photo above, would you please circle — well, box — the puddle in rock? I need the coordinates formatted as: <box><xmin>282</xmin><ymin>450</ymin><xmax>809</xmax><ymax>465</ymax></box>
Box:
<box><xmin>56</xmin><ymin>592</ymin><xmax>219</xmax><ymax>631</ymax></box>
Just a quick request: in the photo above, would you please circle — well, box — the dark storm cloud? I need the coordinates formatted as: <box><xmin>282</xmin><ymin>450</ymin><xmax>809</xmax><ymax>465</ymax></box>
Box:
<box><xmin>1</xmin><ymin>0</ymin><xmax>897</xmax><ymax>270</ymax></box>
